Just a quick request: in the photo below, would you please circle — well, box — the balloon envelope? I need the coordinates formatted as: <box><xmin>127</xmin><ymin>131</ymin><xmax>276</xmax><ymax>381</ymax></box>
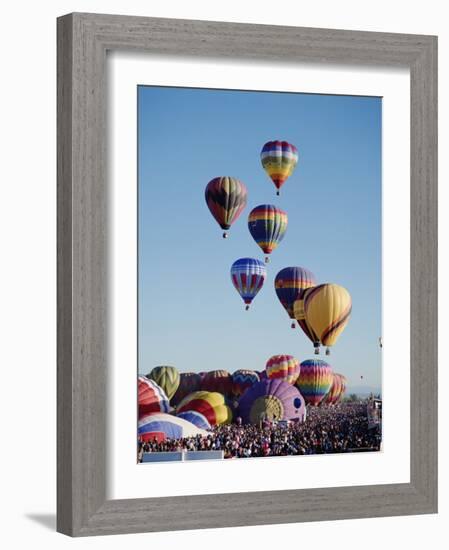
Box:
<box><xmin>275</xmin><ymin>267</ymin><xmax>316</xmax><ymax>320</ymax></box>
<box><xmin>238</xmin><ymin>379</ymin><xmax>306</xmax><ymax>424</ymax></box>
<box><xmin>231</xmin><ymin>369</ymin><xmax>260</xmax><ymax>397</ymax></box>
<box><xmin>138</xmin><ymin>376</ymin><xmax>170</xmax><ymax>418</ymax></box>
<box><xmin>266</xmin><ymin>355</ymin><xmax>301</xmax><ymax>385</ymax></box>
<box><xmin>322</xmin><ymin>372</ymin><xmax>344</xmax><ymax>405</ymax></box>
<box><xmin>303</xmin><ymin>284</ymin><xmax>352</xmax><ymax>349</ymax></box>
<box><xmin>260</xmin><ymin>140</ymin><xmax>299</xmax><ymax>192</ymax></box>
<box><xmin>230</xmin><ymin>258</ymin><xmax>266</xmax><ymax>307</ymax></box>
<box><xmin>176</xmin><ymin>410</ymin><xmax>211</xmax><ymax>430</ymax></box>
<box><xmin>177</xmin><ymin>391</ymin><xmax>233</xmax><ymax>426</ymax></box>
<box><xmin>205</xmin><ymin>177</ymin><xmax>247</xmax><ymax>235</ymax></box>
<box><xmin>201</xmin><ymin>370</ymin><xmax>233</xmax><ymax>396</ymax></box>
<box><xmin>171</xmin><ymin>372</ymin><xmax>202</xmax><ymax>406</ymax></box>
<box><xmin>146</xmin><ymin>365</ymin><xmax>180</xmax><ymax>400</ymax></box>
<box><xmin>296</xmin><ymin>359</ymin><xmax>333</xmax><ymax>406</ymax></box>
<box><xmin>248</xmin><ymin>204</ymin><xmax>287</xmax><ymax>257</ymax></box>
<box><xmin>138</xmin><ymin>413</ymin><xmax>209</xmax><ymax>440</ymax></box>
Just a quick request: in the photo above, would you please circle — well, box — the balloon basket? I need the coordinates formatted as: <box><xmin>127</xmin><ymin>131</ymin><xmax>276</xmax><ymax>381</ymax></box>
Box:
<box><xmin>325</xmin><ymin>348</ymin><xmax>331</xmax><ymax>356</ymax></box>
<box><xmin>291</xmin><ymin>322</ymin><xmax>296</xmax><ymax>329</ymax></box>
<box><xmin>222</xmin><ymin>232</ymin><xmax>228</xmax><ymax>239</ymax></box>
<box><xmin>276</xmin><ymin>190</ymin><xmax>280</xmax><ymax>196</ymax></box>
<box><xmin>265</xmin><ymin>256</ymin><xmax>270</xmax><ymax>263</ymax></box>
<box><xmin>314</xmin><ymin>348</ymin><xmax>320</xmax><ymax>355</ymax></box>
<box><xmin>245</xmin><ymin>305</ymin><xmax>250</xmax><ymax>311</ymax></box>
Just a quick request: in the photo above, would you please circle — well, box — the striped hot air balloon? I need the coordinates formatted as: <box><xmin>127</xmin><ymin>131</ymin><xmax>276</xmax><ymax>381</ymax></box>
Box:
<box><xmin>248</xmin><ymin>205</ymin><xmax>288</xmax><ymax>263</ymax></box>
<box><xmin>231</xmin><ymin>369</ymin><xmax>260</xmax><ymax>398</ymax></box>
<box><xmin>205</xmin><ymin>176</ymin><xmax>248</xmax><ymax>238</ymax></box>
<box><xmin>138</xmin><ymin>376</ymin><xmax>170</xmax><ymax>418</ymax></box>
<box><xmin>176</xmin><ymin>410</ymin><xmax>211</xmax><ymax>430</ymax></box>
<box><xmin>322</xmin><ymin>372</ymin><xmax>345</xmax><ymax>405</ymax></box>
<box><xmin>177</xmin><ymin>391</ymin><xmax>233</xmax><ymax>426</ymax></box>
<box><xmin>296</xmin><ymin>359</ymin><xmax>333</xmax><ymax>406</ymax></box>
<box><xmin>303</xmin><ymin>283</ymin><xmax>352</xmax><ymax>355</ymax></box>
<box><xmin>275</xmin><ymin>266</ymin><xmax>316</xmax><ymax>329</ymax></box>
<box><xmin>230</xmin><ymin>258</ymin><xmax>266</xmax><ymax>310</ymax></box>
<box><xmin>265</xmin><ymin>355</ymin><xmax>301</xmax><ymax>385</ymax></box>
<box><xmin>238</xmin><ymin>379</ymin><xmax>306</xmax><ymax>424</ymax></box>
<box><xmin>260</xmin><ymin>140</ymin><xmax>299</xmax><ymax>195</ymax></box>
<box><xmin>138</xmin><ymin>413</ymin><xmax>209</xmax><ymax>442</ymax></box>
<box><xmin>146</xmin><ymin>365</ymin><xmax>180</xmax><ymax>400</ymax></box>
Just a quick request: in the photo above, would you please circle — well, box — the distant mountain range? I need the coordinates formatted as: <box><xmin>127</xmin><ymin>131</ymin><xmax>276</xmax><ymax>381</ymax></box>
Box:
<box><xmin>346</xmin><ymin>386</ymin><xmax>382</xmax><ymax>397</ymax></box>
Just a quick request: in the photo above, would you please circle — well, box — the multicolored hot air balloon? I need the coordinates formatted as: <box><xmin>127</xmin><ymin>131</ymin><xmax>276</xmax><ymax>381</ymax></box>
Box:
<box><xmin>230</xmin><ymin>258</ymin><xmax>266</xmax><ymax>310</ymax></box>
<box><xmin>231</xmin><ymin>369</ymin><xmax>260</xmax><ymax>398</ymax></box>
<box><xmin>176</xmin><ymin>410</ymin><xmax>211</xmax><ymax>430</ymax></box>
<box><xmin>275</xmin><ymin>266</ymin><xmax>316</xmax><ymax>329</ymax></box>
<box><xmin>138</xmin><ymin>376</ymin><xmax>170</xmax><ymax>418</ymax></box>
<box><xmin>146</xmin><ymin>365</ymin><xmax>180</xmax><ymax>400</ymax></box>
<box><xmin>322</xmin><ymin>372</ymin><xmax>345</xmax><ymax>405</ymax></box>
<box><xmin>265</xmin><ymin>355</ymin><xmax>301</xmax><ymax>385</ymax></box>
<box><xmin>303</xmin><ymin>283</ymin><xmax>352</xmax><ymax>355</ymax></box>
<box><xmin>238</xmin><ymin>379</ymin><xmax>305</xmax><ymax>424</ymax></box>
<box><xmin>205</xmin><ymin>176</ymin><xmax>248</xmax><ymax>238</ymax></box>
<box><xmin>248</xmin><ymin>205</ymin><xmax>288</xmax><ymax>262</ymax></box>
<box><xmin>171</xmin><ymin>372</ymin><xmax>202</xmax><ymax>407</ymax></box>
<box><xmin>201</xmin><ymin>370</ymin><xmax>233</xmax><ymax>396</ymax></box>
<box><xmin>177</xmin><ymin>391</ymin><xmax>233</xmax><ymax>426</ymax></box>
<box><xmin>138</xmin><ymin>413</ymin><xmax>208</xmax><ymax>442</ymax></box>
<box><xmin>260</xmin><ymin>140</ymin><xmax>299</xmax><ymax>195</ymax></box>
<box><xmin>296</xmin><ymin>359</ymin><xmax>333</xmax><ymax>406</ymax></box>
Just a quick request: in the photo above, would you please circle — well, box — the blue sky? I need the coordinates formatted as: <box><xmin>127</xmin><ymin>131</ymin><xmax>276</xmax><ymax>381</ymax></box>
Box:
<box><xmin>138</xmin><ymin>86</ymin><xmax>382</xmax><ymax>393</ymax></box>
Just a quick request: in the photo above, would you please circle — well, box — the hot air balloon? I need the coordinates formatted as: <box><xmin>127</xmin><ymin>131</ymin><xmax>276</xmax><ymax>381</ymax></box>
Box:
<box><xmin>238</xmin><ymin>379</ymin><xmax>306</xmax><ymax>424</ymax></box>
<box><xmin>338</xmin><ymin>374</ymin><xmax>348</xmax><ymax>403</ymax></box>
<box><xmin>231</xmin><ymin>369</ymin><xmax>260</xmax><ymax>398</ymax></box>
<box><xmin>138</xmin><ymin>413</ymin><xmax>208</xmax><ymax>442</ymax></box>
<box><xmin>275</xmin><ymin>266</ymin><xmax>316</xmax><ymax>329</ymax></box>
<box><xmin>322</xmin><ymin>372</ymin><xmax>345</xmax><ymax>405</ymax></box>
<box><xmin>265</xmin><ymin>355</ymin><xmax>301</xmax><ymax>385</ymax></box>
<box><xmin>303</xmin><ymin>283</ymin><xmax>352</xmax><ymax>355</ymax></box>
<box><xmin>230</xmin><ymin>258</ymin><xmax>266</xmax><ymax>310</ymax></box>
<box><xmin>146</xmin><ymin>365</ymin><xmax>180</xmax><ymax>400</ymax></box>
<box><xmin>171</xmin><ymin>372</ymin><xmax>202</xmax><ymax>407</ymax></box>
<box><xmin>260</xmin><ymin>140</ymin><xmax>299</xmax><ymax>195</ymax></box>
<box><xmin>177</xmin><ymin>391</ymin><xmax>233</xmax><ymax>426</ymax></box>
<box><xmin>201</xmin><ymin>370</ymin><xmax>233</xmax><ymax>396</ymax></box>
<box><xmin>205</xmin><ymin>176</ymin><xmax>248</xmax><ymax>238</ymax></box>
<box><xmin>176</xmin><ymin>410</ymin><xmax>211</xmax><ymax>430</ymax></box>
<box><xmin>293</xmin><ymin>298</ymin><xmax>320</xmax><ymax>352</ymax></box>
<box><xmin>295</xmin><ymin>359</ymin><xmax>333</xmax><ymax>406</ymax></box>
<box><xmin>138</xmin><ymin>376</ymin><xmax>170</xmax><ymax>418</ymax></box>
<box><xmin>248</xmin><ymin>205</ymin><xmax>288</xmax><ymax>262</ymax></box>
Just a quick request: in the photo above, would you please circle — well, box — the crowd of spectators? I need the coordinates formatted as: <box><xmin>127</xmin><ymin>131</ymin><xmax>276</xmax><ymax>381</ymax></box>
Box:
<box><xmin>138</xmin><ymin>402</ymin><xmax>381</xmax><ymax>461</ymax></box>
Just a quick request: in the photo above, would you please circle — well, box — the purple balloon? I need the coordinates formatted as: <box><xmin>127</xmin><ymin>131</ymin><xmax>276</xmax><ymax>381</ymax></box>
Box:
<box><xmin>237</xmin><ymin>379</ymin><xmax>305</xmax><ymax>424</ymax></box>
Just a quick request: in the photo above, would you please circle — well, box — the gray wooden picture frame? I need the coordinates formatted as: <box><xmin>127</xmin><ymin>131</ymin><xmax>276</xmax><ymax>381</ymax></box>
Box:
<box><xmin>57</xmin><ymin>12</ymin><xmax>438</xmax><ymax>537</ymax></box>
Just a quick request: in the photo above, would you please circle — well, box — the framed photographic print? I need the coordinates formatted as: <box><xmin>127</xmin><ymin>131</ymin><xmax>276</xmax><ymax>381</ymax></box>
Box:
<box><xmin>57</xmin><ymin>13</ymin><xmax>437</xmax><ymax>536</ymax></box>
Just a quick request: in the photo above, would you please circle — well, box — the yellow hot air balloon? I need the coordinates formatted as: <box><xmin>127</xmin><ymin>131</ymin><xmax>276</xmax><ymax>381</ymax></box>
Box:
<box><xmin>303</xmin><ymin>283</ymin><xmax>352</xmax><ymax>355</ymax></box>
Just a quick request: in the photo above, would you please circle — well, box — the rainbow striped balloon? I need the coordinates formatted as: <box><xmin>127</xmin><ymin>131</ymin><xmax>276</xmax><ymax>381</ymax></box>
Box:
<box><xmin>248</xmin><ymin>205</ymin><xmax>288</xmax><ymax>261</ymax></box>
<box><xmin>296</xmin><ymin>359</ymin><xmax>333</xmax><ymax>406</ymax></box>
<box><xmin>260</xmin><ymin>140</ymin><xmax>299</xmax><ymax>195</ymax></box>
<box><xmin>265</xmin><ymin>355</ymin><xmax>301</xmax><ymax>385</ymax></box>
